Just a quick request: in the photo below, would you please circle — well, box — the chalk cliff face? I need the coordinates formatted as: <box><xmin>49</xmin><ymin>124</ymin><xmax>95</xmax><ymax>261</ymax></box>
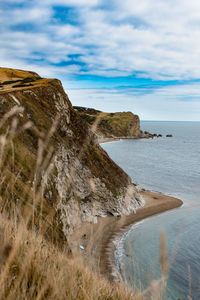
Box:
<box><xmin>0</xmin><ymin>68</ymin><xmax>143</xmax><ymax>241</ymax></box>
<box><xmin>73</xmin><ymin>106</ymin><xmax>142</xmax><ymax>138</ymax></box>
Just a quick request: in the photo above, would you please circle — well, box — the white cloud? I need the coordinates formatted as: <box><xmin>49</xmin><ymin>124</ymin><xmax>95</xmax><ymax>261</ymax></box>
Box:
<box><xmin>1</xmin><ymin>0</ymin><xmax>200</xmax><ymax>80</ymax></box>
<box><xmin>1</xmin><ymin>0</ymin><xmax>200</xmax><ymax>121</ymax></box>
<box><xmin>67</xmin><ymin>83</ymin><xmax>200</xmax><ymax>121</ymax></box>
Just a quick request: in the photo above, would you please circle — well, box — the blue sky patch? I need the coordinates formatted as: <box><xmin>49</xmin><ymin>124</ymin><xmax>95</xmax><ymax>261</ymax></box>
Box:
<box><xmin>52</xmin><ymin>6</ymin><xmax>80</xmax><ymax>25</ymax></box>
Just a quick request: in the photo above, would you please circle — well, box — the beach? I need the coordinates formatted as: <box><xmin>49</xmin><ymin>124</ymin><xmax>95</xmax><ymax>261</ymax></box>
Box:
<box><xmin>68</xmin><ymin>190</ymin><xmax>183</xmax><ymax>280</ymax></box>
<box><xmin>98</xmin><ymin>135</ymin><xmax>154</xmax><ymax>144</ymax></box>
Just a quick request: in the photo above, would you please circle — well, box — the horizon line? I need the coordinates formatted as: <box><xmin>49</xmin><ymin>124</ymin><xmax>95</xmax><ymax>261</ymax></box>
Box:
<box><xmin>140</xmin><ymin>119</ymin><xmax>200</xmax><ymax>122</ymax></box>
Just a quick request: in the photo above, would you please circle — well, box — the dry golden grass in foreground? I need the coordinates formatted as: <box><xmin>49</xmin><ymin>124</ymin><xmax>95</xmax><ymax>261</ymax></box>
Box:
<box><xmin>0</xmin><ymin>106</ymin><xmax>138</xmax><ymax>300</ymax></box>
<box><xmin>0</xmin><ymin>214</ymin><xmax>139</xmax><ymax>300</ymax></box>
<box><xmin>0</xmin><ymin>102</ymin><xmax>170</xmax><ymax>300</ymax></box>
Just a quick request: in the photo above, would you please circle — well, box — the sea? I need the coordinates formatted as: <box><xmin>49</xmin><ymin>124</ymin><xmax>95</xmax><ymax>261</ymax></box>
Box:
<box><xmin>101</xmin><ymin>121</ymin><xmax>200</xmax><ymax>300</ymax></box>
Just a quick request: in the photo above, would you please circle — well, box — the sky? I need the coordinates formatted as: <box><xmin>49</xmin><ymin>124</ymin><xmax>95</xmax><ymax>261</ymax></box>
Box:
<box><xmin>1</xmin><ymin>0</ymin><xmax>200</xmax><ymax>120</ymax></box>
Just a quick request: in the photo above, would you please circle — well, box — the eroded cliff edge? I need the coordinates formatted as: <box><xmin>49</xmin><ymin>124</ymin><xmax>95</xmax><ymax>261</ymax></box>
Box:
<box><xmin>0</xmin><ymin>68</ymin><xmax>144</xmax><ymax>244</ymax></box>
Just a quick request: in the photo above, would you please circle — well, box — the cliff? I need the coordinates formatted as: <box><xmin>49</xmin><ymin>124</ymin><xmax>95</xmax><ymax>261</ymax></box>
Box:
<box><xmin>73</xmin><ymin>106</ymin><xmax>143</xmax><ymax>138</ymax></box>
<box><xmin>0</xmin><ymin>68</ymin><xmax>143</xmax><ymax>245</ymax></box>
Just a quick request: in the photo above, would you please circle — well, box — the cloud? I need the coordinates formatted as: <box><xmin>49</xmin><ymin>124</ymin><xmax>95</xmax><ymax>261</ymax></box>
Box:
<box><xmin>1</xmin><ymin>0</ymin><xmax>200</xmax><ymax>80</ymax></box>
<box><xmin>1</xmin><ymin>0</ymin><xmax>200</xmax><ymax>120</ymax></box>
<box><xmin>67</xmin><ymin>83</ymin><xmax>200</xmax><ymax>121</ymax></box>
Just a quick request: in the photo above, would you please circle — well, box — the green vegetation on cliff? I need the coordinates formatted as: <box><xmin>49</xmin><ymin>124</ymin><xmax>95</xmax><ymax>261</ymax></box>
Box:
<box><xmin>73</xmin><ymin>106</ymin><xmax>142</xmax><ymax>138</ymax></box>
<box><xmin>0</xmin><ymin>68</ymin><xmax>142</xmax><ymax>242</ymax></box>
<box><xmin>0</xmin><ymin>68</ymin><xmax>164</xmax><ymax>300</ymax></box>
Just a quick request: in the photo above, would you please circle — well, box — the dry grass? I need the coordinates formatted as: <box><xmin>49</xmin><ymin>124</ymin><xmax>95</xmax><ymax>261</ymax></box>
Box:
<box><xmin>0</xmin><ymin>67</ymin><xmax>40</xmax><ymax>82</ymax></box>
<box><xmin>0</xmin><ymin>105</ymin><xmax>172</xmax><ymax>300</ymax></box>
<box><xmin>0</xmin><ymin>107</ymin><xmax>137</xmax><ymax>300</ymax></box>
<box><xmin>0</xmin><ymin>214</ymin><xmax>139</xmax><ymax>300</ymax></box>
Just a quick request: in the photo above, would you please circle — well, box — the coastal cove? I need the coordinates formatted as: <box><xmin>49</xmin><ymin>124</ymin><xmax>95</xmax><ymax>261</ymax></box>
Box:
<box><xmin>68</xmin><ymin>190</ymin><xmax>182</xmax><ymax>278</ymax></box>
<box><xmin>102</xmin><ymin>121</ymin><xmax>200</xmax><ymax>300</ymax></box>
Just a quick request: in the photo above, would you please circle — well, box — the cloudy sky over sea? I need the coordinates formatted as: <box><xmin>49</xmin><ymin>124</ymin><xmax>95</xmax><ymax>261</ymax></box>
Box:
<box><xmin>1</xmin><ymin>0</ymin><xmax>200</xmax><ymax>120</ymax></box>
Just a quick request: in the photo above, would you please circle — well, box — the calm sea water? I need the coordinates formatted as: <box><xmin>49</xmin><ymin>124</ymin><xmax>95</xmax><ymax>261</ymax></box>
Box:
<box><xmin>102</xmin><ymin>121</ymin><xmax>200</xmax><ymax>300</ymax></box>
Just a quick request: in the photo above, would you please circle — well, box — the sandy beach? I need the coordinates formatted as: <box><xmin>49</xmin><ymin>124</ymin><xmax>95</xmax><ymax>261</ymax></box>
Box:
<box><xmin>98</xmin><ymin>136</ymin><xmax>151</xmax><ymax>144</ymax></box>
<box><xmin>68</xmin><ymin>190</ymin><xmax>183</xmax><ymax>280</ymax></box>
<box><xmin>98</xmin><ymin>137</ymin><xmax>121</xmax><ymax>143</ymax></box>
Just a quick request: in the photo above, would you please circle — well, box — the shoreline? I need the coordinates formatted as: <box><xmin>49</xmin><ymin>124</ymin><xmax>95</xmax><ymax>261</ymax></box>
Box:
<box><xmin>98</xmin><ymin>136</ymin><xmax>148</xmax><ymax>144</ymax></box>
<box><xmin>104</xmin><ymin>190</ymin><xmax>183</xmax><ymax>281</ymax></box>
<box><xmin>69</xmin><ymin>190</ymin><xmax>183</xmax><ymax>281</ymax></box>
<box><xmin>98</xmin><ymin>133</ymin><xmax>167</xmax><ymax>144</ymax></box>
<box><xmin>98</xmin><ymin>137</ymin><xmax>121</xmax><ymax>144</ymax></box>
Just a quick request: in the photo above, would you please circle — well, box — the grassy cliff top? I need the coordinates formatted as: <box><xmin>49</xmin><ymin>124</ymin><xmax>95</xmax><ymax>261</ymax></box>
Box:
<box><xmin>0</xmin><ymin>67</ymin><xmax>41</xmax><ymax>81</ymax></box>
<box><xmin>0</xmin><ymin>68</ymin><xmax>56</xmax><ymax>93</ymax></box>
<box><xmin>73</xmin><ymin>106</ymin><xmax>136</xmax><ymax>118</ymax></box>
<box><xmin>73</xmin><ymin>106</ymin><xmax>141</xmax><ymax>138</ymax></box>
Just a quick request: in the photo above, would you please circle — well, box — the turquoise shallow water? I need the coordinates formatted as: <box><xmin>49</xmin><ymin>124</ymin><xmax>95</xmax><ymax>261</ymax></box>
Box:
<box><xmin>102</xmin><ymin>121</ymin><xmax>200</xmax><ymax>300</ymax></box>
